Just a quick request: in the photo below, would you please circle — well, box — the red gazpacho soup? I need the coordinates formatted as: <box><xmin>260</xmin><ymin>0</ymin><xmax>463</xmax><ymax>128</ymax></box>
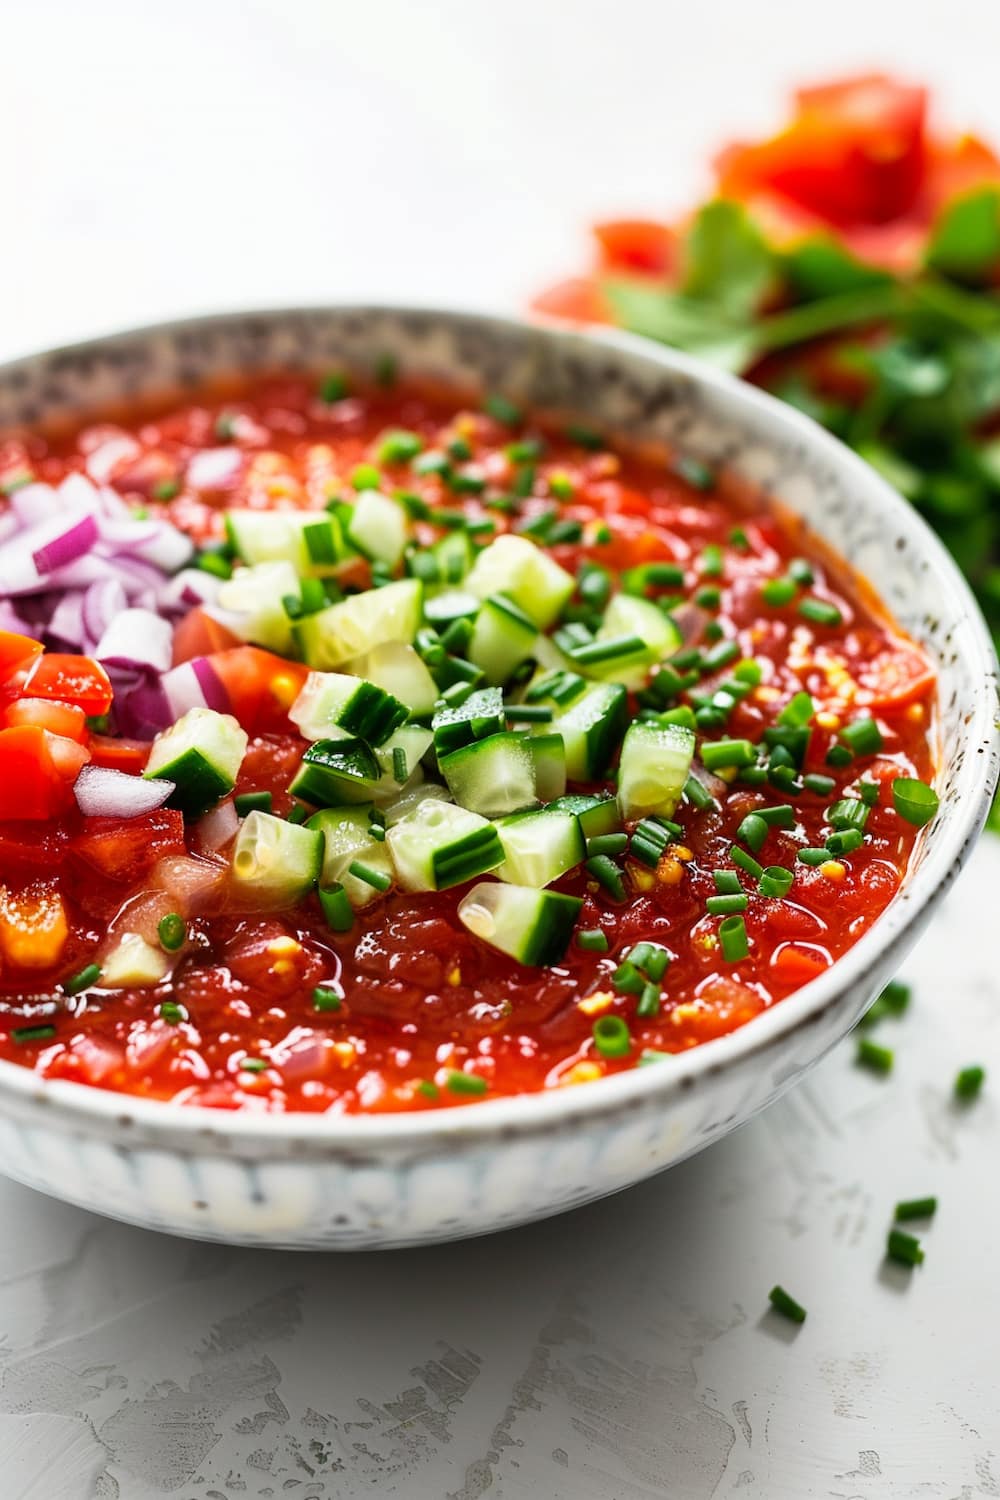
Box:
<box><xmin>0</xmin><ymin>372</ymin><xmax>938</xmax><ymax>1112</ymax></box>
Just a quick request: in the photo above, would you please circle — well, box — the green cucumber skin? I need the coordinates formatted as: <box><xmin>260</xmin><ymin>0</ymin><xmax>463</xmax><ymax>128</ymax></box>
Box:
<box><xmin>547</xmin><ymin>792</ymin><xmax>622</xmax><ymax>839</ymax></box>
<box><xmin>522</xmin><ymin>891</ymin><xmax>584</xmax><ymax>966</ymax></box>
<box><xmin>338</xmin><ymin>682</ymin><xmax>409</xmax><ymax>745</ymax></box>
<box><xmin>157</xmin><ymin>750</ymin><xmax>235</xmax><ymax>818</ymax></box>
<box><xmin>289</xmin><ymin>737</ymin><xmax>381</xmax><ymax>808</ymax></box>
<box><xmin>558</xmin><ymin>684</ymin><xmax>628</xmax><ymax>780</ymax></box>
<box><xmin>432</xmin><ymin>829</ymin><xmax>505</xmax><ymax>889</ymax></box>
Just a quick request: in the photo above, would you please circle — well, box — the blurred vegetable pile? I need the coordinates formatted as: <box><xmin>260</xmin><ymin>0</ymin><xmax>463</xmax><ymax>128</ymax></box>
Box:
<box><xmin>536</xmin><ymin>75</ymin><xmax>1000</xmax><ymax>662</ymax></box>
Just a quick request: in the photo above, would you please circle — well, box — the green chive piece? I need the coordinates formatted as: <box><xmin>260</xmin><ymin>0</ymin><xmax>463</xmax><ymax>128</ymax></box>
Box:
<box><xmin>895</xmin><ymin>1196</ymin><xmax>937</xmax><ymax>1222</ymax></box>
<box><xmin>841</xmin><ymin>716</ymin><xmax>883</xmax><ymax>755</ymax></box>
<box><xmin>825</xmin><ymin>828</ymin><xmax>864</xmax><ymax>856</ymax></box>
<box><xmin>788</xmin><ymin>557</ymin><xmax>814</xmax><ymax>585</ymax></box>
<box><xmin>592</xmin><ymin>1014</ymin><xmax>631</xmax><ymax>1058</ymax></box>
<box><xmin>577</xmin><ymin>928</ymin><xmax>609</xmax><ymax>953</ymax></box>
<box><xmin>444</xmin><ymin>1069</ymin><xmax>489</xmax><ymax>1096</ymax></box>
<box><xmin>731</xmin><ymin>845</ymin><xmax>764</xmax><ymax>880</ymax></box>
<box><xmin>803</xmin><ymin>773</ymin><xmax>836</xmax><ymax>796</ymax></box>
<box><xmin>586</xmin><ymin>833</ymin><xmax>628</xmax><ymax>857</ymax></box>
<box><xmin>892</xmin><ymin>777</ymin><xmax>939</xmax><ymax>827</ymax></box>
<box><xmin>719</xmin><ymin>915</ymin><xmax>749</xmax><ymax>962</ymax></box>
<box><xmin>312</xmin><ymin>985</ymin><xmax>343</xmax><ymax>1013</ymax></box>
<box><xmin>886</xmin><ymin>1228</ymin><xmax>924</xmax><ymax>1267</ymax></box>
<box><xmin>857</xmin><ymin>1037</ymin><xmax>894</xmax><ymax>1074</ymax></box>
<box><xmin>611</xmin><ymin>961</ymin><xmax>644</xmax><ymax>996</ymax></box>
<box><xmin>762</xmin><ymin>577</ymin><xmax>797</xmax><ymax>607</ymax></box>
<box><xmin>637</xmin><ymin>982</ymin><xmax>661</xmax><ymax>1018</ymax></box>
<box><xmin>826</xmin><ymin>743</ymin><xmax>854</xmax><ymax>768</ymax></box>
<box><xmin>714</xmin><ymin>870</ymin><xmax>742</xmax><ymax>895</ymax></box>
<box><xmin>234</xmin><ymin>790</ymin><xmax>273</xmax><ymax>817</ymax></box>
<box><xmin>638</xmin><ymin>1047</ymin><xmax>672</xmax><ymax>1065</ymax></box>
<box><xmin>377</xmin><ymin>429</ymin><xmax>424</xmax><ymax>465</ymax></box>
<box><xmin>955</xmin><ymin>1064</ymin><xmax>985</xmax><ymax>1101</ymax></box>
<box><xmin>151</xmin><ymin>477</ymin><xmax>181</xmax><ymax>501</ymax></box>
<box><xmin>240</xmin><ymin>1057</ymin><xmax>269</xmax><ymax>1073</ymax></box>
<box><xmin>11</xmin><ymin>1024</ymin><xmax>56</xmax><ymax>1044</ymax></box>
<box><xmin>348</xmin><ymin>860</ymin><xmax>392</xmax><ymax>892</ymax></box>
<box><xmin>159</xmin><ymin>1001</ymin><xmax>186</xmax><ymax>1025</ymax></box>
<box><xmin>484</xmin><ymin>393</ymin><xmax>521</xmax><ymax>425</ymax></box>
<box><xmin>64</xmin><ymin>963</ymin><xmax>101</xmax><ymax>996</ymax></box>
<box><xmin>737</xmin><ymin>813</ymin><xmax>769</xmax><ymax>853</ymax></box>
<box><xmin>684</xmin><ymin>775</ymin><xmax>717</xmax><ymax>812</ymax></box>
<box><xmin>768</xmin><ymin>1285</ymin><xmax>807</xmax><ymax>1324</ymax></box>
<box><xmin>707</xmin><ymin>893</ymin><xmax>749</xmax><ymax>916</ymax></box>
<box><xmin>392</xmin><ymin>746</ymin><xmax>408</xmax><ymax>783</ymax></box>
<box><xmin>415</xmin><ymin>1079</ymin><xmax>439</xmax><ymax>1099</ymax></box>
<box><xmin>880</xmin><ymin>979</ymin><xmax>911</xmax><ymax>1014</ymax></box>
<box><xmin>729</xmin><ymin>526</ymin><xmax>750</xmax><ymax>550</ymax></box>
<box><xmin>798</xmin><ymin>596</ymin><xmax>843</xmax><ymax>627</ymax></box>
<box><xmin>350</xmin><ymin>462</ymin><xmax>382</xmax><ymax>491</ymax></box>
<box><xmin>699</xmin><ymin>543</ymin><xmax>724</xmax><ymax>578</ymax></box>
<box><xmin>318</xmin><ymin>371</ymin><xmax>349</xmax><ymax>403</ymax></box>
<box><xmin>586</xmin><ymin>855</ymin><xmax>626</xmax><ymax>901</ymax></box>
<box><xmin>797</xmin><ymin>847</ymin><xmax>831</xmax><ymax>866</ymax></box>
<box><xmin>759</xmin><ymin>865</ymin><xmax>794</xmax><ymax>899</ymax></box>
<box><xmin>157</xmin><ymin>913</ymin><xmax>187</xmax><ymax>952</ymax></box>
<box><xmin>319</xmin><ymin>883</ymin><xmax>354</xmax><ymax>931</ymax></box>
<box><xmin>701</xmin><ymin>738</ymin><xmax>756</xmax><ymax>771</ymax></box>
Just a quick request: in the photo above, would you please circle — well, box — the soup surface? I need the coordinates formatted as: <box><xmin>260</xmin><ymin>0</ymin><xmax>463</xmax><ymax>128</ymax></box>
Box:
<box><xmin>0</xmin><ymin>373</ymin><xmax>937</xmax><ymax>1112</ymax></box>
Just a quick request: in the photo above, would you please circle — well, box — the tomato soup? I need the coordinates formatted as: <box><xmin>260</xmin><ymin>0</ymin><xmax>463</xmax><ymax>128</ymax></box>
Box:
<box><xmin>0</xmin><ymin>373</ymin><xmax>937</xmax><ymax>1112</ymax></box>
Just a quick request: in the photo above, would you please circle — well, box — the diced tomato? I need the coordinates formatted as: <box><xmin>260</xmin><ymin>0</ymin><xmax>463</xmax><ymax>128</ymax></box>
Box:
<box><xmin>841</xmin><ymin>631</ymin><xmax>936</xmax><ymax>710</ymax></box>
<box><xmin>0</xmin><ymin>820</ymin><xmax>70</xmax><ymax>875</ymax></box>
<box><xmin>25</xmin><ymin>654</ymin><xmax>113</xmax><ymax>717</ymax></box>
<box><xmin>45</xmin><ymin>732</ymin><xmax>91</xmax><ymax>780</ymax></box>
<box><xmin>0</xmin><ymin>726</ymin><xmax>75</xmax><ymax>820</ymax></box>
<box><xmin>770</xmin><ymin>942</ymin><xmax>832</xmax><ymax>988</ymax></box>
<box><xmin>532</xmin><ymin>277</ymin><xmax>613</xmax><ymax>324</ymax></box>
<box><xmin>70</xmin><ymin>808</ymin><xmax>186</xmax><ymax>882</ymax></box>
<box><xmin>88</xmin><ymin>734</ymin><xmax>150</xmax><ymax>774</ymax></box>
<box><xmin>593</xmin><ymin>219</ymin><xmax>676</xmax><ymax>275</ymax></box>
<box><xmin>715</xmin><ymin>74</ymin><xmax>928</xmax><ymax>227</ymax></box>
<box><xmin>208</xmin><ymin>647</ymin><xmax>309</xmax><ymax>734</ymax></box>
<box><xmin>2</xmin><ymin>697</ymin><xmax>88</xmax><ymax>742</ymax></box>
<box><xmin>0</xmin><ymin>630</ymin><xmax>43</xmax><ymax>688</ymax></box>
<box><xmin>171</xmin><ymin>607</ymin><xmax>242</xmax><ymax>666</ymax></box>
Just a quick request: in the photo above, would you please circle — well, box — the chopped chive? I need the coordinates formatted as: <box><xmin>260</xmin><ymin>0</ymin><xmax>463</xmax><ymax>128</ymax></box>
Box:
<box><xmin>768</xmin><ymin>1285</ymin><xmax>807</xmax><ymax>1323</ymax></box>
<box><xmin>506</xmin><ymin>438</ymin><xmax>543</xmax><ymax>463</ymax></box>
<box><xmin>312</xmin><ymin>985</ymin><xmax>343</xmax><ymax>1013</ymax></box>
<box><xmin>447</xmin><ymin>435</ymin><xmax>473</xmax><ymax>461</ymax></box>
<box><xmin>826</xmin><ymin>743</ymin><xmax>854</xmax><ymax>768</ymax></box>
<box><xmin>504</xmin><ymin>703</ymin><xmax>553</xmax><ymax>723</ymax></box>
<box><xmin>151</xmin><ymin>477</ymin><xmax>181</xmax><ymax>501</ymax></box>
<box><xmin>828</xmin><ymin>797</ymin><xmax>869</xmax><ymax>831</ymax></box>
<box><xmin>240</xmin><ymin>1057</ymin><xmax>269</xmax><ymax>1073</ymax></box>
<box><xmin>157</xmin><ymin>913</ymin><xmax>187</xmax><ymax>952</ymax></box>
<box><xmin>587</xmin><ymin>832</ymin><xmax>628</xmax><ymax>857</ymax></box>
<box><xmin>955</xmin><ymin>1064</ymin><xmax>985</xmax><ymax>1101</ymax></box>
<box><xmin>694</xmin><ymin>585</ymin><xmax>722</xmax><ymax>610</ymax></box>
<box><xmin>444</xmin><ymin>1069</ymin><xmax>489</xmax><ymax>1095</ymax></box>
<box><xmin>195</xmin><ymin>549</ymin><xmax>233</xmax><ymax>580</ymax></box>
<box><xmin>318</xmin><ymin>370</ymin><xmax>349</xmax><ymax>403</ymax></box>
<box><xmin>350</xmin><ymin>462</ymin><xmax>382</xmax><ymax>491</ymax></box>
<box><xmin>732</xmin><ymin>658</ymin><xmax>763</xmax><ymax>686</ymax></box>
<box><xmin>719</xmin><ymin>915</ymin><xmax>749</xmax><ymax>962</ymax></box>
<box><xmin>566</xmin><ymin>422</ymin><xmax>603</xmax><ymax>450</ymax></box>
<box><xmin>825</xmin><ymin>828</ymin><xmax>864</xmax><ymax>856</ymax></box>
<box><xmin>777</xmin><ymin>691</ymin><xmax>814</xmax><ymax>728</ymax></box>
<box><xmin>684</xmin><ymin>775</ymin><xmax>717</xmax><ymax>812</ymax></box>
<box><xmin>612</xmin><ymin>960</ymin><xmax>644</xmax><ymax>997</ymax></box>
<box><xmin>797</xmin><ymin>847</ymin><xmax>830</xmax><ymax>866</ymax></box>
<box><xmin>235</xmin><ymin>790</ymin><xmax>273</xmax><ymax>817</ymax></box>
<box><xmin>841</xmin><ymin>716</ymin><xmax>883</xmax><ymax>756</ymax></box>
<box><xmin>713</xmin><ymin>870</ymin><xmax>742</xmax><ymax>895</ymax></box>
<box><xmin>892</xmin><ymin>777</ymin><xmax>939</xmax><ymax>827</ymax></box>
<box><xmin>886</xmin><ymin>1228</ymin><xmax>924</xmax><ymax>1267</ymax></box>
<box><xmin>699</xmin><ymin>542</ymin><xmax>724</xmax><ymax>578</ymax></box>
<box><xmin>11</xmin><ymin>1024</ymin><xmax>56</xmax><ymax>1044</ymax></box>
<box><xmin>707</xmin><ymin>893</ymin><xmax>748</xmax><ymax>916</ymax></box>
<box><xmin>592</xmin><ymin>1014</ymin><xmax>631</xmax><ymax>1058</ymax></box>
<box><xmin>392</xmin><ymin>746</ymin><xmax>408</xmax><ymax>783</ymax></box>
<box><xmin>159</xmin><ymin>1001</ymin><xmax>186</xmax><ymax>1025</ymax></box>
<box><xmin>729</xmin><ymin>526</ymin><xmax>750</xmax><ymax>550</ymax></box>
<box><xmin>857</xmin><ymin>1037</ymin><xmax>894</xmax><ymax>1074</ymax></box>
<box><xmin>798</xmin><ymin>597</ymin><xmax>843</xmax><ymax>627</ymax></box>
<box><xmin>586</xmin><ymin>855</ymin><xmax>626</xmax><ymax>901</ymax></box>
<box><xmin>895</xmin><ymin>1196</ymin><xmax>937</xmax><ymax>1222</ymax></box>
<box><xmin>577</xmin><ymin>928</ymin><xmax>609</xmax><ymax>953</ymax></box>
<box><xmin>700</xmin><ymin>638</ymin><xmax>740</xmax><ymax>672</ymax></box>
<box><xmin>415</xmin><ymin>1079</ymin><xmax>439</xmax><ymax>1100</ymax></box>
<box><xmin>286</xmin><ymin>803</ymin><xmax>308</xmax><ymax>825</ymax></box>
<box><xmin>319</xmin><ymin>883</ymin><xmax>354</xmax><ymax>931</ymax></box>
<box><xmin>762</xmin><ymin>577</ymin><xmax>798</xmax><ymax>607</ymax></box>
<box><xmin>759</xmin><ymin>865</ymin><xmax>794</xmax><ymax>899</ymax></box>
<box><xmin>880</xmin><ymin>979</ymin><xmax>911</xmax><ymax>1014</ymax></box>
<box><xmin>484</xmin><ymin>393</ymin><xmax>521</xmax><ymax>425</ymax></box>
<box><xmin>377</xmin><ymin>428</ymin><xmax>423</xmax><ymax>465</ymax></box>
<box><xmin>737</xmin><ymin>813</ymin><xmax>768</xmax><ymax>852</ymax></box>
<box><xmin>858</xmin><ymin>779</ymin><xmax>880</xmax><ymax>807</ymax></box>
<box><xmin>413</xmin><ymin>450</ymin><xmax>450</xmax><ymax>477</ymax></box>
<box><xmin>731</xmin><ymin>844</ymin><xmax>764</xmax><ymax>880</ymax></box>
<box><xmin>64</xmin><ymin>962</ymin><xmax>101</xmax><ymax>996</ymax></box>
<box><xmin>788</xmin><ymin>557</ymin><xmax>814</xmax><ymax>586</ymax></box>
<box><xmin>636</xmin><ymin>982</ymin><xmax>661</xmax><ymax>1018</ymax></box>
<box><xmin>701</xmin><ymin>737</ymin><xmax>756</xmax><ymax>771</ymax></box>
<box><xmin>348</xmin><ymin>860</ymin><xmax>392</xmax><ymax>892</ymax></box>
<box><xmin>803</xmin><ymin>773</ymin><xmax>836</xmax><ymax>796</ymax></box>
<box><xmin>757</xmin><ymin>804</ymin><xmax>795</xmax><ymax>828</ymax></box>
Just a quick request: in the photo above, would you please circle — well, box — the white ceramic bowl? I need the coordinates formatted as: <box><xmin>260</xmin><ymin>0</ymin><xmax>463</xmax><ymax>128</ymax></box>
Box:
<box><xmin>0</xmin><ymin>306</ymin><xmax>994</xmax><ymax>1249</ymax></box>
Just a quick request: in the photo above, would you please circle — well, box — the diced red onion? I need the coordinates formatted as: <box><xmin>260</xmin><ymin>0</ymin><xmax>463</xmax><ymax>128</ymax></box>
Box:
<box><xmin>161</xmin><ymin>656</ymin><xmax>231</xmax><ymax>718</ymax></box>
<box><xmin>81</xmin><ymin>578</ymin><xmax>128</xmax><ymax>646</ymax></box>
<box><xmin>95</xmin><ymin>608</ymin><xmax>174</xmax><ymax>673</ymax></box>
<box><xmin>195</xmin><ymin>798</ymin><xmax>239</xmax><ymax>851</ymax></box>
<box><xmin>47</xmin><ymin>592</ymin><xmax>86</xmax><ymax>649</ymax></box>
<box><xmin>158</xmin><ymin>568</ymin><xmax>222</xmax><ymax>616</ymax></box>
<box><xmin>31</xmin><ymin>512</ymin><xmax>100</xmax><ymax>575</ymax></box>
<box><xmin>74</xmin><ymin>763</ymin><xmax>175</xmax><ymax>819</ymax></box>
<box><xmin>85</xmin><ymin>434</ymin><xmax>140</xmax><ymax>484</ymax></box>
<box><xmin>186</xmin><ymin>447</ymin><xmax>242</xmax><ymax>492</ymax></box>
<box><xmin>112</xmin><ymin>677</ymin><xmax>173</xmax><ymax>738</ymax></box>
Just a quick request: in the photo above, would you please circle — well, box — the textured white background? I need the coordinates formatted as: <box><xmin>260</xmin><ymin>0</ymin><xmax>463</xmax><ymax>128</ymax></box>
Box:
<box><xmin>1</xmin><ymin>2</ymin><xmax>999</xmax><ymax>1496</ymax></box>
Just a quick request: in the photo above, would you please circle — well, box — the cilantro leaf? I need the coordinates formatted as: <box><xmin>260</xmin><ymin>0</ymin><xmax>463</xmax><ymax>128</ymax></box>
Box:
<box><xmin>926</xmin><ymin>188</ymin><xmax>1000</xmax><ymax>284</ymax></box>
<box><xmin>681</xmin><ymin>200</ymin><xmax>776</xmax><ymax>319</ymax></box>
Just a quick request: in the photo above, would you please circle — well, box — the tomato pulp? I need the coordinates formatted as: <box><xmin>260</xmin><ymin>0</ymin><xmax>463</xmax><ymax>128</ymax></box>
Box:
<box><xmin>0</xmin><ymin>375</ymin><xmax>935</xmax><ymax>1112</ymax></box>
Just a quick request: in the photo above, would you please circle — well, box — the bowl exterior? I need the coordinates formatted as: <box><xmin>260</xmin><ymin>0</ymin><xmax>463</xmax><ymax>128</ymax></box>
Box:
<box><xmin>0</xmin><ymin>306</ymin><xmax>993</xmax><ymax>1249</ymax></box>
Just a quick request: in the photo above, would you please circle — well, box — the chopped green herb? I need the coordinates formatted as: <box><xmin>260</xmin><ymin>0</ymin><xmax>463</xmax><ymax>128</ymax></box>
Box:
<box><xmin>857</xmin><ymin>1037</ymin><xmax>894</xmax><ymax>1074</ymax></box>
<box><xmin>577</xmin><ymin>928</ymin><xmax>610</xmax><ymax>953</ymax></box>
<box><xmin>12</xmin><ymin>1024</ymin><xmax>56</xmax><ymax>1044</ymax></box>
<box><xmin>841</xmin><ymin>717</ymin><xmax>883</xmax><ymax>756</ymax></box>
<box><xmin>484</xmin><ymin>393</ymin><xmax>521</xmax><ymax>425</ymax></box>
<box><xmin>886</xmin><ymin>1228</ymin><xmax>924</xmax><ymax>1267</ymax></box>
<box><xmin>798</xmin><ymin>596</ymin><xmax>843</xmax><ymax>627</ymax></box>
<box><xmin>240</xmin><ymin>1057</ymin><xmax>269</xmax><ymax>1073</ymax></box>
<box><xmin>586</xmin><ymin>855</ymin><xmax>627</xmax><ymax>901</ymax></box>
<box><xmin>719</xmin><ymin>915</ymin><xmax>749</xmax><ymax>962</ymax></box>
<box><xmin>444</xmin><ymin>1069</ymin><xmax>489</xmax><ymax>1095</ymax></box>
<box><xmin>64</xmin><ymin>963</ymin><xmax>101</xmax><ymax>996</ymax></box>
<box><xmin>892</xmin><ymin>777</ymin><xmax>940</xmax><ymax>827</ymax></box>
<box><xmin>768</xmin><ymin>1285</ymin><xmax>807</xmax><ymax>1323</ymax></box>
<box><xmin>592</xmin><ymin>1014</ymin><xmax>631</xmax><ymax>1058</ymax></box>
<box><xmin>318</xmin><ymin>371</ymin><xmax>349</xmax><ymax>403</ymax></box>
<box><xmin>955</xmin><ymin>1064</ymin><xmax>985</xmax><ymax>1101</ymax></box>
<box><xmin>312</xmin><ymin>985</ymin><xmax>343</xmax><ymax>1013</ymax></box>
<box><xmin>319</xmin><ymin>883</ymin><xmax>354</xmax><ymax>931</ymax></box>
<box><xmin>895</xmin><ymin>1196</ymin><xmax>937</xmax><ymax>1222</ymax></box>
<box><xmin>157</xmin><ymin>913</ymin><xmax>187</xmax><ymax>952</ymax></box>
<box><xmin>159</xmin><ymin>1001</ymin><xmax>186</xmax><ymax>1025</ymax></box>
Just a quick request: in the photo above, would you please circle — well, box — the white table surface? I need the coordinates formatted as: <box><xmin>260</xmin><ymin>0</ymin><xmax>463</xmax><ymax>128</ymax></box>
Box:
<box><xmin>2</xmin><ymin>4</ymin><xmax>999</xmax><ymax>1495</ymax></box>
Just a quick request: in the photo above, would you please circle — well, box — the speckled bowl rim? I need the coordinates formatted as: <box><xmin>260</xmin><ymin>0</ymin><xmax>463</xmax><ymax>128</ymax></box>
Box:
<box><xmin>0</xmin><ymin>304</ymin><xmax>995</xmax><ymax>1149</ymax></box>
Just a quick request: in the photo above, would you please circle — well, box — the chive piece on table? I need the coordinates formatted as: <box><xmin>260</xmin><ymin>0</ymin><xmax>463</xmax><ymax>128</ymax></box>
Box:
<box><xmin>768</xmin><ymin>1285</ymin><xmax>807</xmax><ymax>1324</ymax></box>
<box><xmin>955</xmin><ymin>1064</ymin><xmax>985</xmax><ymax>1101</ymax></box>
<box><xmin>895</xmin><ymin>1196</ymin><xmax>937</xmax><ymax>1222</ymax></box>
<box><xmin>886</xmin><ymin>1228</ymin><xmax>925</xmax><ymax>1267</ymax></box>
<box><xmin>857</xmin><ymin>1037</ymin><xmax>894</xmax><ymax>1074</ymax></box>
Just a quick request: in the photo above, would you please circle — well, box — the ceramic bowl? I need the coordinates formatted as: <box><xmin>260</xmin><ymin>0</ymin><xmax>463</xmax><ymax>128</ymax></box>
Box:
<box><xmin>0</xmin><ymin>306</ymin><xmax>994</xmax><ymax>1249</ymax></box>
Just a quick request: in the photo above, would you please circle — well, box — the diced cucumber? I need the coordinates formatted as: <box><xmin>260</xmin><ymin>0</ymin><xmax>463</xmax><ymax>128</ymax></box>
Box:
<box><xmin>289</xmin><ymin>736</ymin><xmax>382</xmax><ymax>806</ymax></box>
<box><xmin>617</xmin><ymin>721</ymin><xmax>696</xmax><ymax>821</ymax></box>
<box><xmin>466</xmin><ymin>535</ymin><xmax>574</xmax><ymax>628</ymax></box>
<box><xmin>549</xmin><ymin>791</ymin><xmax>623</xmax><ymax>839</ymax></box>
<box><xmin>294</xmin><ymin>579</ymin><xmax>423</xmax><ymax>668</ymax></box>
<box><xmin>495</xmin><ymin>808</ymin><xmax>584</xmax><ymax>887</ymax></box>
<box><xmin>288</xmin><ymin>670</ymin><xmax>409</xmax><ymax>745</ymax></box>
<box><xmin>432</xmin><ymin>685</ymin><xmax>505</xmax><ymax>756</ymax></box>
<box><xmin>217</xmin><ymin>560</ymin><xmax>299</xmax><ymax>655</ymax></box>
<box><xmin>383</xmin><ymin>781</ymin><xmax>452</xmax><ymax>826</ymax></box>
<box><xmin>523</xmin><ymin>732</ymin><xmax>567</xmax><ymax>801</ymax></box>
<box><xmin>370</xmin><ymin>724</ymin><xmax>433</xmax><ymax>800</ymax></box>
<box><xmin>346</xmin><ymin>490</ymin><xmax>410</xmax><ymax>568</ymax></box>
<box><xmin>591</xmin><ymin>593</ymin><xmax>683</xmax><ymax>687</ymax></box>
<box><xmin>467</xmin><ymin>594</ymin><xmax>538</xmax><ymax>685</ymax></box>
<box><xmin>101</xmin><ymin>933</ymin><xmax>169</xmax><ymax>988</ymax></box>
<box><xmin>458</xmin><ymin>881</ymin><xmax>583</xmax><ymax>966</ymax></box>
<box><xmin>231</xmin><ymin>810</ymin><xmax>323</xmax><ymax>906</ymax></box>
<box><xmin>439</xmin><ymin>733</ymin><xmax>538</xmax><ymax>818</ymax></box>
<box><xmin>346</xmin><ymin>641</ymin><xmax>438</xmax><ymax>717</ymax></box>
<box><xmin>431</xmin><ymin>529</ymin><xmax>473</xmax><ymax>583</ymax></box>
<box><xmin>225</xmin><ymin>510</ymin><xmax>345</xmax><ymax>577</ymax></box>
<box><xmin>423</xmin><ymin>590</ymin><xmax>480</xmax><ymax>628</ymax></box>
<box><xmin>144</xmin><ymin>707</ymin><xmax>248</xmax><ymax>817</ymax></box>
<box><xmin>553</xmin><ymin>682</ymin><xmax>628</xmax><ymax>781</ymax></box>
<box><xmin>307</xmin><ymin>805</ymin><xmax>394</xmax><ymax>907</ymax></box>
<box><xmin>387</xmin><ymin>798</ymin><xmax>503</xmax><ymax>890</ymax></box>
